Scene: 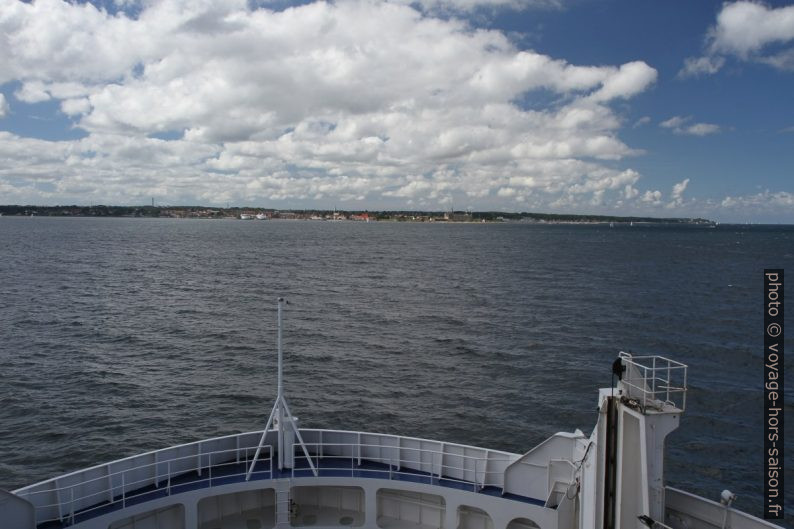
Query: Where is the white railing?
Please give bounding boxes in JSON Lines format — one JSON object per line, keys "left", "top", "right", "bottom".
{"left": 289, "top": 441, "right": 517, "bottom": 492}
{"left": 618, "top": 353, "right": 688, "bottom": 411}
{"left": 665, "top": 487, "right": 783, "bottom": 529}
{"left": 12, "top": 429, "right": 523, "bottom": 527}
{"left": 294, "top": 429, "right": 521, "bottom": 493}
{"left": 14, "top": 431, "right": 274, "bottom": 527}
{"left": 28, "top": 446, "right": 272, "bottom": 527}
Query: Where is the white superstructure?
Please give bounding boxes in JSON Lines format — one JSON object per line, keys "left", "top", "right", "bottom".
{"left": 0, "top": 301, "right": 784, "bottom": 529}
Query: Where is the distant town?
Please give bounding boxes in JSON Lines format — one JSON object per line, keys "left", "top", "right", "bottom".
{"left": 0, "top": 204, "right": 715, "bottom": 225}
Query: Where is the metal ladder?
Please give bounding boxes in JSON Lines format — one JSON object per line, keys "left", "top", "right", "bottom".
{"left": 275, "top": 480, "right": 291, "bottom": 528}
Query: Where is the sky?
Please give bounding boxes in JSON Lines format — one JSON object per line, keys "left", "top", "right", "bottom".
{"left": 0, "top": 0, "right": 793, "bottom": 222}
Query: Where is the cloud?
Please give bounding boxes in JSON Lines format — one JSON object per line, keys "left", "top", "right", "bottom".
{"left": 659, "top": 116, "right": 687, "bottom": 129}
{"left": 679, "top": 55, "right": 726, "bottom": 77}
{"left": 671, "top": 179, "right": 689, "bottom": 199}
{"left": 0, "top": 0, "right": 662, "bottom": 211}
{"left": 633, "top": 116, "right": 651, "bottom": 128}
{"left": 14, "top": 81, "right": 51, "bottom": 103}
{"left": 721, "top": 190, "right": 794, "bottom": 208}
{"left": 61, "top": 98, "right": 92, "bottom": 116}
{"left": 686, "top": 123, "right": 721, "bottom": 136}
{"left": 758, "top": 47, "right": 794, "bottom": 71}
{"left": 641, "top": 189, "right": 662, "bottom": 205}
{"left": 386, "top": 0, "right": 562, "bottom": 13}
{"left": 709, "top": 2, "right": 794, "bottom": 57}
{"left": 587, "top": 61, "right": 657, "bottom": 102}
{"left": 716, "top": 190, "right": 794, "bottom": 221}
{"left": 660, "top": 115, "right": 721, "bottom": 136}
{"left": 681, "top": 1, "right": 794, "bottom": 76}
{"left": 667, "top": 178, "right": 689, "bottom": 208}
{"left": 0, "top": 94, "right": 8, "bottom": 118}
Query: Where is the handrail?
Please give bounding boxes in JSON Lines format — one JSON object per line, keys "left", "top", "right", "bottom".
{"left": 297, "top": 429, "right": 518, "bottom": 458}
{"left": 14, "top": 428, "right": 520, "bottom": 496}
{"left": 14, "top": 429, "right": 269, "bottom": 494}
{"left": 13, "top": 429, "right": 526, "bottom": 527}
{"left": 18, "top": 444, "right": 274, "bottom": 527}
{"left": 293, "top": 441, "right": 517, "bottom": 461}
{"left": 618, "top": 353, "right": 688, "bottom": 411}
{"left": 665, "top": 487, "right": 782, "bottom": 529}
{"left": 19, "top": 445, "right": 272, "bottom": 497}
{"left": 289, "top": 441, "right": 519, "bottom": 491}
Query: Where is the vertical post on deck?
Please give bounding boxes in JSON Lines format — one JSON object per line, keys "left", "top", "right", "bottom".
{"left": 277, "top": 298, "right": 285, "bottom": 471}
{"left": 246, "top": 298, "right": 317, "bottom": 481}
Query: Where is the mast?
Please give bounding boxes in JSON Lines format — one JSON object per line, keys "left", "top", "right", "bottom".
{"left": 277, "top": 297, "right": 285, "bottom": 470}
{"left": 246, "top": 298, "right": 317, "bottom": 480}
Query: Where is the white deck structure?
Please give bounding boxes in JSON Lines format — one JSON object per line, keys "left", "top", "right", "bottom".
{"left": 1, "top": 301, "right": 784, "bottom": 529}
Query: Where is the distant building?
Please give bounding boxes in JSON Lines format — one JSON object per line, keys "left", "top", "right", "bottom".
{"left": 449, "top": 212, "right": 472, "bottom": 222}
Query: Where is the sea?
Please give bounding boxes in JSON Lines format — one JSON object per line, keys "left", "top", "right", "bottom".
{"left": 0, "top": 217, "right": 792, "bottom": 525}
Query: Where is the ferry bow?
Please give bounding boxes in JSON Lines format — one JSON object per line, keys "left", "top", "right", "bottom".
{"left": 1, "top": 300, "right": 782, "bottom": 529}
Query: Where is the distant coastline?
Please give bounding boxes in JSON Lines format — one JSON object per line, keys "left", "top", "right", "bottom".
{"left": 0, "top": 204, "right": 715, "bottom": 225}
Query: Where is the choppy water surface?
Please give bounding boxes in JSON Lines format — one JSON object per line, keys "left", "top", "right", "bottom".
{"left": 0, "top": 217, "right": 792, "bottom": 523}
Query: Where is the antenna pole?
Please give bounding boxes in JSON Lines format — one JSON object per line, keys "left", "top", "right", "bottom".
{"left": 276, "top": 297, "right": 285, "bottom": 470}
{"left": 246, "top": 297, "right": 317, "bottom": 480}
{"left": 277, "top": 298, "right": 283, "bottom": 401}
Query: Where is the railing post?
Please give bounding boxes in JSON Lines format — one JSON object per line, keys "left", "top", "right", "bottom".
{"left": 683, "top": 367, "right": 688, "bottom": 411}
{"left": 70, "top": 486, "right": 75, "bottom": 526}
{"left": 652, "top": 356, "right": 657, "bottom": 397}
{"left": 121, "top": 471, "right": 126, "bottom": 508}
{"left": 643, "top": 364, "right": 649, "bottom": 408}
{"left": 209, "top": 452, "right": 212, "bottom": 487}
{"left": 167, "top": 461, "right": 171, "bottom": 496}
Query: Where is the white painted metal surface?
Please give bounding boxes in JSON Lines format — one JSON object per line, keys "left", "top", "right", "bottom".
{"left": 664, "top": 487, "right": 783, "bottom": 529}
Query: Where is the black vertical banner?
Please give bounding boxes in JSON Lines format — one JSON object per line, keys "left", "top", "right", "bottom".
{"left": 764, "top": 269, "right": 784, "bottom": 520}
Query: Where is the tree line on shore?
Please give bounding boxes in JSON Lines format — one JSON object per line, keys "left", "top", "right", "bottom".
{"left": 0, "top": 204, "right": 713, "bottom": 224}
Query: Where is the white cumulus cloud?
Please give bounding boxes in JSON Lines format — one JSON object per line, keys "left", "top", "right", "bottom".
{"left": 0, "top": 94, "right": 8, "bottom": 118}
{"left": 714, "top": 190, "right": 794, "bottom": 222}
{"left": 623, "top": 184, "right": 639, "bottom": 199}
{"left": 667, "top": 178, "right": 690, "bottom": 208}
{"left": 386, "top": 0, "right": 561, "bottom": 13}
{"left": 681, "top": 1, "right": 794, "bottom": 76}
{"left": 721, "top": 190, "right": 794, "bottom": 208}
{"left": 0, "top": 0, "right": 663, "bottom": 211}
{"left": 641, "top": 190, "right": 662, "bottom": 205}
